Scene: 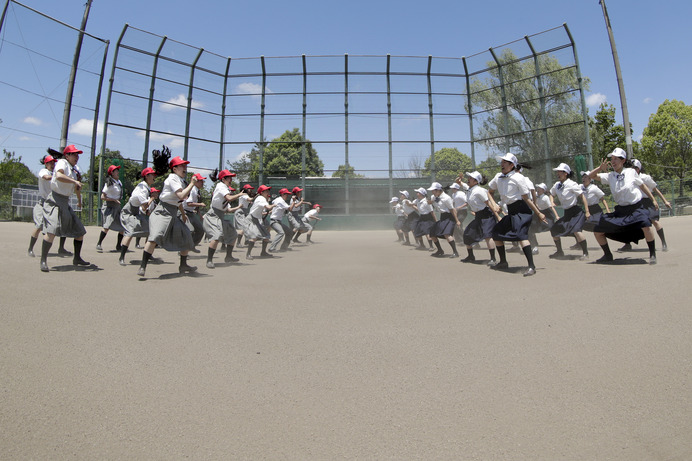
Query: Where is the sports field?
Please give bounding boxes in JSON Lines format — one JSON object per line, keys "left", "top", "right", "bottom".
{"left": 1, "top": 218, "right": 691, "bottom": 459}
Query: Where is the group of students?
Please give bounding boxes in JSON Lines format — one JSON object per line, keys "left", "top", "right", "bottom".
{"left": 391, "top": 149, "right": 670, "bottom": 276}
{"left": 29, "top": 146, "right": 323, "bottom": 276}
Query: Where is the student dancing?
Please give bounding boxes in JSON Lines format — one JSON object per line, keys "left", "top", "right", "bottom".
{"left": 118, "top": 167, "right": 157, "bottom": 266}
{"left": 203, "top": 169, "right": 244, "bottom": 268}
{"left": 548, "top": 163, "right": 590, "bottom": 260}
{"left": 458, "top": 172, "right": 498, "bottom": 264}
{"left": 96, "top": 164, "right": 125, "bottom": 252}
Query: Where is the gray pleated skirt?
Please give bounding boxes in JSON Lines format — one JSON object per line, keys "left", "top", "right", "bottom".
{"left": 42, "top": 192, "right": 86, "bottom": 238}
{"left": 233, "top": 208, "right": 250, "bottom": 232}
{"left": 203, "top": 208, "right": 237, "bottom": 244}
{"left": 147, "top": 201, "right": 194, "bottom": 252}
{"left": 33, "top": 198, "right": 45, "bottom": 229}
{"left": 120, "top": 202, "right": 150, "bottom": 238}
{"left": 101, "top": 201, "right": 125, "bottom": 232}
{"left": 246, "top": 216, "right": 271, "bottom": 240}
{"left": 288, "top": 212, "right": 309, "bottom": 232}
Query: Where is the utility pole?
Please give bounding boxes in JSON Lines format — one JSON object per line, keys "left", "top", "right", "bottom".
{"left": 599, "top": 0, "right": 633, "bottom": 158}
{"left": 60, "top": 0, "right": 93, "bottom": 150}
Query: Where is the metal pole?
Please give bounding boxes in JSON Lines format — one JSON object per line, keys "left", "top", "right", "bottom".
{"left": 259, "top": 56, "right": 266, "bottom": 185}
{"left": 60, "top": 0, "right": 92, "bottom": 150}
{"left": 301, "top": 55, "right": 307, "bottom": 195}
{"left": 87, "top": 38, "right": 109, "bottom": 224}
{"left": 600, "top": 0, "right": 633, "bottom": 158}
{"left": 564, "top": 24, "right": 594, "bottom": 170}
{"left": 344, "top": 53, "right": 349, "bottom": 215}
{"left": 462, "top": 57, "right": 476, "bottom": 169}
{"left": 488, "top": 47, "right": 511, "bottom": 154}
{"left": 183, "top": 47, "right": 204, "bottom": 161}
{"left": 143, "top": 36, "right": 168, "bottom": 166}
{"left": 427, "top": 55, "right": 435, "bottom": 182}
{"left": 0, "top": 1, "right": 10, "bottom": 36}
{"left": 386, "top": 54, "right": 393, "bottom": 200}
{"left": 219, "top": 57, "right": 231, "bottom": 172}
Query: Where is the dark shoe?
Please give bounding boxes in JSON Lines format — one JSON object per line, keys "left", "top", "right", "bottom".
{"left": 430, "top": 251, "right": 445, "bottom": 257}
{"left": 507, "top": 245, "right": 521, "bottom": 253}
{"left": 73, "top": 257, "right": 90, "bottom": 266}
{"left": 28, "top": 250, "right": 35, "bottom": 257}
{"left": 115, "top": 244, "right": 122, "bottom": 251}
{"left": 617, "top": 243, "right": 632, "bottom": 253}
{"left": 596, "top": 255, "right": 614, "bottom": 264}
{"left": 402, "top": 242, "right": 412, "bottom": 246}
{"left": 57, "top": 248, "right": 72, "bottom": 257}
{"left": 523, "top": 267, "right": 536, "bottom": 277}
{"left": 449, "top": 253, "right": 460, "bottom": 258}
{"left": 260, "top": 252, "right": 274, "bottom": 258}
{"left": 548, "top": 251, "right": 564, "bottom": 259}
{"left": 179, "top": 263, "right": 197, "bottom": 274}
{"left": 490, "top": 261, "right": 509, "bottom": 270}
{"left": 137, "top": 267, "right": 146, "bottom": 277}
{"left": 569, "top": 243, "right": 580, "bottom": 251}
{"left": 225, "top": 255, "right": 240, "bottom": 263}
{"left": 206, "top": 261, "right": 215, "bottom": 269}
{"left": 460, "top": 255, "right": 476, "bottom": 263}
{"left": 40, "top": 261, "right": 49, "bottom": 272}
{"left": 191, "top": 248, "right": 201, "bottom": 253}
{"left": 415, "top": 246, "right": 427, "bottom": 251}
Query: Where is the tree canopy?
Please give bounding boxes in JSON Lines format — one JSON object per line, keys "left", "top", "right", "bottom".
{"left": 640, "top": 99, "right": 692, "bottom": 196}
{"left": 0, "top": 150, "right": 37, "bottom": 185}
{"left": 228, "top": 128, "right": 324, "bottom": 183}
{"left": 332, "top": 164, "right": 365, "bottom": 179}
{"left": 423, "top": 147, "right": 473, "bottom": 183}
{"left": 89, "top": 148, "right": 143, "bottom": 199}
{"left": 469, "top": 49, "right": 589, "bottom": 181}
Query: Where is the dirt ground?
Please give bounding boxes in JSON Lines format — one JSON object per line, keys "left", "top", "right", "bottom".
{"left": 1, "top": 217, "right": 691, "bottom": 460}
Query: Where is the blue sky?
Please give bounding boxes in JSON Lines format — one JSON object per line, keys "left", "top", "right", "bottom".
{"left": 1, "top": 0, "right": 690, "bottom": 175}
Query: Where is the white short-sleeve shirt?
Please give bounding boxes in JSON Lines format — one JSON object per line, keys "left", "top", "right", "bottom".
{"left": 38, "top": 168, "right": 52, "bottom": 199}
{"left": 304, "top": 209, "right": 319, "bottom": 221}
{"left": 239, "top": 194, "right": 252, "bottom": 210}
{"left": 50, "top": 159, "right": 78, "bottom": 197}
{"left": 270, "top": 196, "right": 290, "bottom": 220}
{"left": 550, "top": 178, "right": 582, "bottom": 208}
{"left": 581, "top": 183, "right": 605, "bottom": 206}
{"left": 211, "top": 183, "right": 231, "bottom": 210}
{"left": 129, "top": 181, "right": 150, "bottom": 207}
{"left": 183, "top": 186, "right": 200, "bottom": 211}
{"left": 102, "top": 178, "right": 123, "bottom": 200}
{"left": 416, "top": 197, "right": 434, "bottom": 215}
{"left": 434, "top": 192, "right": 454, "bottom": 213}
{"left": 160, "top": 174, "right": 187, "bottom": 205}
{"left": 249, "top": 195, "right": 269, "bottom": 219}
{"left": 452, "top": 190, "right": 467, "bottom": 209}
{"left": 488, "top": 170, "right": 529, "bottom": 205}
{"left": 535, "top": 193, "right": 552, "bottom": 211}
{"left": 466, "top": 185, "right": 489, "bottom": 213}
{"left": 597, "top": 168, "right": 643, "bottom": 206}
{"left": 639, "top": 173, "right": 657, "bottom": 190}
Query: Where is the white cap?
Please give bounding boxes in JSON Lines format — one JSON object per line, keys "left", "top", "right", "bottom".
{"left": 399, "top": 190, "right": 409, "bottom": 199}
{"left": 389, "top": 197, "right": 399, "bottom": 203}
{"left": 465, "top": 171, "right": 482, "bottom": 183}
{"left": 580, "top": 171, "right": 589, "bottom": 177}
{"left": 427, "top": 182, "right": 443, "bottom": 191}
{"left": 497, "top": 152, "right": 518, "bottom": 166}
{"left": 552, "top": 162, "right": 571, "bottom": 174}
{"left": 607, "top": 147, "right": 627, "bottom": 159}
{"left": 449, "top": 183, "right": 461, "bottom": 190}
{"left": 631, "top": 159, "right": 642, "bottom": 170}
{"left": 535, "top": 183, "right": 547, "bottom": 191}
{"left": 415, "top": 187, "right": 427, "bottom": 196}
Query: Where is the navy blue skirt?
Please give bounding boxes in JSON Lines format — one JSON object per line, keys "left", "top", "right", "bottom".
{"left": 530, "top": 208, "right": 555, "bottom": 234}
{"left": 492, "top": 200, "right": 532, "bottom": 241}
{"left": 550, "top": 205, "right": 586, "bottom": 237}
{"left": 413, "top": 213, "right": 436, "bottom": 238}
{"left": 463, "top": 208, "right": 496, "bottom": 245}
{"left": 640, "top": 197, "right": 660, "bottom": 221}
{"left": 403, "top": 212, "right": 419, "bottom": 233}
{"left": 593, "top": 201, "right": 651, "bottom": 244}
{"left": 582, "top": 203, "right": 604, "bottom": 232}
{"left": 432, "top": 212, "right": 456, "bottom": 237}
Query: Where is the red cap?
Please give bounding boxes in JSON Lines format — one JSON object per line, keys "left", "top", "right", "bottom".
{"left": 63, "top": 144, "right": 83, "bottom": 155}
{"left": 107, "top": 165, "right": 121, "bottom": 176}
{"left": 279, "top": 188, "right": 291, "bottom": 195}
{"left": 242, "top": 184, "right": 254, "bottom": 190}
{"left": 217, "top": 170, "right": 236, "bottom": 180}
{"left": 292, "top": 187, "right": 303, "bottom": 194}
{"left": 43, "top": 155, "right": 56, "bottom": 164}
{"left": 257, "top": 185, "right": 271, "bottom": 193}
{"left": 192, "top": 173, "right": 207, "bottom": 181}
{"left": 230, "top": 187, "right": 236, "bottom": 191}
{"left": 169, "top": 156, "right": 190, "bottom": 168}
{"left": 141, "top": 167, "right": 156, "bottom": 177}
{"left": 150, "top": 187, "right": 160, "bottom": 193}
{"left": 313, "top": 203, "right": 321, "bottom": 209}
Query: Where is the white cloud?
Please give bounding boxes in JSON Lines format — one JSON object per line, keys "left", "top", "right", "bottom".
{"left": 159, "top": 94, "right": 204, "bottom": 112}
{"left": 23, "top": 116, "right": 42, "bottom": 126}
{"left": 69, "top": 118, "right": 111, "bottom": 136}
{"left": 136, "top": 130, "right": 185, "bottom": 150}
{"left": 586, "top": 93, "right": 607, "bottom": 107}
{"left": 643, "top": 97, "right": 653, "bottom": 104}
{"left": 235, "top": 82, "right": 272, "bottom": 97}
{"left": 19, "top": 136, "right": 31, "bottom": 141}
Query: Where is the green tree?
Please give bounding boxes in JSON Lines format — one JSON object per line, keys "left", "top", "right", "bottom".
{"left": 422, "top": 147, "right": 472, "bottom": 183}
{"left": 469, "top": 49, "right": 589, "bottom": 182}
{"left": 475, "top": 157, "right": 500, "bottom": 183}
{"left": 590, "top": 103, "right": 627, "bottom": 160}
{"left": 228, "top": 128, "right": 324, "bottom": 183}
{"left": 332, "top": 164, "right": 365, "bottom": 178}
{"left": 640, "top": 99, "right": 692, "bottom": 196}
{"left": 0, "top": 150, "right": 37, "bottom": 185}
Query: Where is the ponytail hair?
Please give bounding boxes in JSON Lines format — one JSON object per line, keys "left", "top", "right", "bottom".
{"left": 479, "top": 175, "right": 488, "bottom": 186}
{"left": 209, "top": 168, "right": 219, "bottom": 182}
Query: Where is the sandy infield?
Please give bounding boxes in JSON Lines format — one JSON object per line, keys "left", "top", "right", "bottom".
{"left": 1, "top": 217, "right": 691, "bottom": 459}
